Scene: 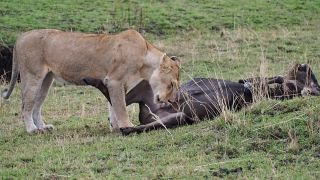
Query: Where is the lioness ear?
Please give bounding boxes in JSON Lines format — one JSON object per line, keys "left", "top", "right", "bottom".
{"left": 170, "top": 56, "right": 181, "bottom": 67}
{"left": 170, "top": 56, "right": 179, "bottom": 61}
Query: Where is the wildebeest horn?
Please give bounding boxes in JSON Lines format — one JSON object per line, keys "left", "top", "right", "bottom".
{"left": 311, "top": 72, "right": 320, "bottom": 87}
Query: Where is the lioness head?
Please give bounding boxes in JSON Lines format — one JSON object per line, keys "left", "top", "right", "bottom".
{"left": 150, "top": 55, "right": 181, "bottom": 103}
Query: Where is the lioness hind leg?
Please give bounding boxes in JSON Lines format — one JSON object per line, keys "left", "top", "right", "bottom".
{"left": 32, "top": 73, "right": 54, "bottom": 131}
{"left": 106, "top": 80, "right": 134, "bottom": 130}
{"left": 21, "top": 78, "right": 44, "bottom": 134}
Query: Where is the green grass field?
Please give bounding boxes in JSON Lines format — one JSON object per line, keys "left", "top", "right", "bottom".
{"left": 1, "top": 0, "right": 320, "bottom": 179}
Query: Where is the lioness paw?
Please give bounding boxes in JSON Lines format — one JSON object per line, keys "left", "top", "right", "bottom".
{"left": 26, "top": 126, "right": 40, "bottom": 134}
{"left": 27, "top": 123, "right": 39, "bottom": 134}
{"left": 43, "top": 124, "right": 55, "bottom": 131}
{"left": 38, "top": 124, "right": 55, "bottom": 133}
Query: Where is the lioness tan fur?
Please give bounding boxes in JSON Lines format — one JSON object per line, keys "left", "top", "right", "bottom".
{"left": 2, "top": 29, "right": 181, "bottom": 134}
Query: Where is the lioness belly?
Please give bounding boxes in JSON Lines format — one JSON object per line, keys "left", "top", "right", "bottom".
{"left": 53, "top": 74, "right": 74, "bottom": 85}
{"left": 51, "top": 68, "right": 106, "bottom": 85}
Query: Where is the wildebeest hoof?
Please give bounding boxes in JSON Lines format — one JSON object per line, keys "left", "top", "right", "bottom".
{"left": 120, "top": 127, "right": 137, "bottom": 136}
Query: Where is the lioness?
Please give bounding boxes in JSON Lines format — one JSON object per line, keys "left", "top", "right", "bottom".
{"left": 2, "top": 29, "right": 181, "bottom": 134}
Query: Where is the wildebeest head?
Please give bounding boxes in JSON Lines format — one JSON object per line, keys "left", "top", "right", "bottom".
{"left": 238, "top": 63, "right": 320, "bottom": 98}
{"left": 287, "top": 63, "right": 320, "bottom": 96}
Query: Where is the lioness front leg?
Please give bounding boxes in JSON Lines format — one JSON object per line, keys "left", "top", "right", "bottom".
{"left": 108, "top": 102, "right": 120, "bottom": 132}
{"left": 32, "top": 73, "right": 55, "bottom": 132}
{"left": 106, "top": 80, "right": 134, "bottom": 132}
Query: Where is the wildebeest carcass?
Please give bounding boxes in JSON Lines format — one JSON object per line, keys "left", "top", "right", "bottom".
{"left": 0, "top": 45, "right": 14, "bottom": 83}
{"left": 84, "top": 63, "right": 320, "bottom": 135}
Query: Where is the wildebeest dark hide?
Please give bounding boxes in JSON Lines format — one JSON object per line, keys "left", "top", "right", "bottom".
{"left": 0, "top": 45, "right": 14, "bottom": 83}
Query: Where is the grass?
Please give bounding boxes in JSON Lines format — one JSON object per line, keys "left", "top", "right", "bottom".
{"left": 1, "top": 0, "right": 320, "bottom": 179}
{"left": 1, "top": 0, "right": 320, "bottom": 44}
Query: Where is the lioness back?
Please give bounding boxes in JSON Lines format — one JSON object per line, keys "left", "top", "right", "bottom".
{"left": 15, "top": 29, "right": 148, "bottom": 85}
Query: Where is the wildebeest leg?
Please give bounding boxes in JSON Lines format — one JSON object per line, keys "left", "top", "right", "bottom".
{"left": 311, "top": 72, "right": 320, "bottom": 87}
{"left": 239, "top": 76, "right": 284, "bottom": 85}
{"left": 82, "top": 77, "right": 111, "bottom": 103}
{"left": 106, "top": 79, "right": 134, "bottom": 131}
{"left": 82, "top": 77, "right": 119, "bottom": 131}
{"left": 266, "top": 76, "right": 284, "bottom": 84}
{"left": 138, "top": 103, "right": 157, "bottom": 125}
{"left": 122, "top": 112, "right": 192, "bottom": 135}
{"left": 32, "top": 73, "right": 54, "bottom": 131}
